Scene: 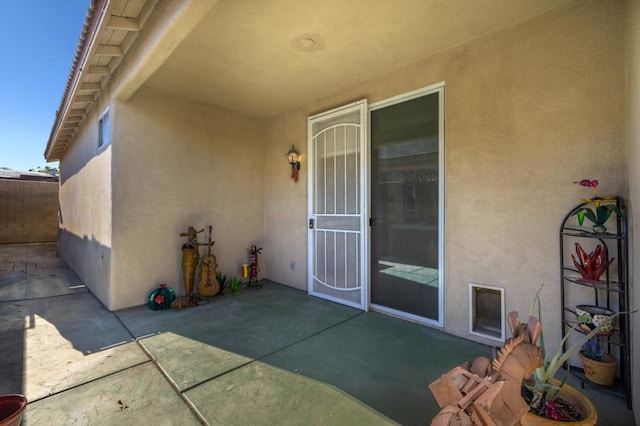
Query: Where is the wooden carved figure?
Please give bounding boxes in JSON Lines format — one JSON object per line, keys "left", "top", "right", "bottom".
{"left": 179, "top": 226, "right": 203, "bottom": 298}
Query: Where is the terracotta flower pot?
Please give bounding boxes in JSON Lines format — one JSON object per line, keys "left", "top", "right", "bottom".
{"left": 521, "top": 382, "right": 597, "bottom": 426}
{"left": 0, "top": 394, "right": 27, "bottom": 426}
{"left": 579, "top": 352, "right": 617, "bottom": 386}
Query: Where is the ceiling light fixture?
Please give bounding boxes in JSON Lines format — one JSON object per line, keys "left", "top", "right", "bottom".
{"left": 298, "top": 38, "right": 316, "bottom": 48}
{"left": 291, "top": 34, "right": 324, "bottom": 52}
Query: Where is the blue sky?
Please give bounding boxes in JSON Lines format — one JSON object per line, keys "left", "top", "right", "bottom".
{"left": 0, "top": 1, "right": 89, "bottom": 172}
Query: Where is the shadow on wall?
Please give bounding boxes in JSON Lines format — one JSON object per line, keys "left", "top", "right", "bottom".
{"left": 58, "top": 143, "right": 110, "bottom": 186}
{"left": 57, "top": 229, "right": 111, "bottom": 308}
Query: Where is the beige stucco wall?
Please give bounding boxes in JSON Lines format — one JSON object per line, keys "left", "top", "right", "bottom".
{"left": 0, "top": 179, "right": 59, "bottom": 243}
{"left": 58, "top": 96, "right": 113, "bottom": 306}
{"left": 265, "top": 0, "right": 627, "bottom": 350}
{"left": 625, "top": 0, "right": 640, "bottom": 420}
{"left": 110, "top": 87, "right": 264, "bottom": 311}
{"left": 264, "top": 112, "right": 309, "bottom": 290}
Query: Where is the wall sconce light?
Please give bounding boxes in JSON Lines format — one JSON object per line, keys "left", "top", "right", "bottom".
{"left": 287, "top": 144, "right": 301, "bottom": 182}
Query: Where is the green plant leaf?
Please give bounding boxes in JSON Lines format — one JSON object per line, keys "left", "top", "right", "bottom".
{"left": 529, "top": 284, "right": 546, "bottom": 361}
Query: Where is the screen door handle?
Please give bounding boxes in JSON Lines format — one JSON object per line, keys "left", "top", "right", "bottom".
{"left": 369, "top": 217, "right": 376, "bottom": 227}
{"left": 309, "top": 218, "right": 315, "bottom": 229}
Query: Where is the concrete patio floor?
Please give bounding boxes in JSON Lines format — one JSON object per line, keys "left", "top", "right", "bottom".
{"left": 0, "top": 243, "right": 634, "bottom": 425}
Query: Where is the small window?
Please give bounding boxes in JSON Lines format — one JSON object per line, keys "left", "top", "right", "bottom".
{"left": 98, "top": 109, "right": 110, "bottom": 149}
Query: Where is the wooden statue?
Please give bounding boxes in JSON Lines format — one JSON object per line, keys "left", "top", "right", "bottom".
{"left": 198, "top": 225, "right": 220, "bottom": 296}
{"left": 429, "top": 313, "right": 543, "bottom": 426}
{"left": 179, "top": 226, "right": 203, "bottom": 298}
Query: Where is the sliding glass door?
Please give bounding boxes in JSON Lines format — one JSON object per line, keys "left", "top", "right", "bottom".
{"left": 369, "top": 86, "right": 443, "bottom": 324}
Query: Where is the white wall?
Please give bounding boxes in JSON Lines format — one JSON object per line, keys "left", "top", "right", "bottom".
{"left": 110, "top": 87, "right": 265, "bottom": 310}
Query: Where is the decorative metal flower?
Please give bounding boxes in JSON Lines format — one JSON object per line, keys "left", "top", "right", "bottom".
{"left": 572, "top": 179, "right": 620, "bottom": 230}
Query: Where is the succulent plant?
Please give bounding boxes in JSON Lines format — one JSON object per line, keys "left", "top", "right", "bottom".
{"left": 228, "top": 276, "right": 243, "bottom": 295}
{"left": 216, "top": 272, "right": 228, "bottom": 295}
{"left": 580, "top": 338, "right": 606, "bottom": 361}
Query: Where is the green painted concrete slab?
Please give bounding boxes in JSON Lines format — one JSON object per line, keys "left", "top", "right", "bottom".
{"left": 3, "top": 244, "right": 636, "bottom": 425}
{"left": 28, "top": 343, "right": 149, "bottom": 402}
{"left": 186, "top": 360, "right": 394, "bottom": 425}
{"left": 117, "top": 281, "right": 363, "bottom": 360}
{"left": 24, "top": 362, "right": 201, "bottom": 426}
{"left": 264, "top": 311, "right": 492, "bottom": 425}
{"left": 139, "top": 332, "right": 253, "bottom": 391}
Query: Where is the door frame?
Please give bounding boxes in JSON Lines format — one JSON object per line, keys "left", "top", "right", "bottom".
{"left": 367, "top": 82, "right": 445, "bottom": 327}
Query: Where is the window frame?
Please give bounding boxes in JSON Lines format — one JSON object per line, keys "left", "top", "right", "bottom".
{"left": 98, "top": 108, "right": 111, "bottom": 151}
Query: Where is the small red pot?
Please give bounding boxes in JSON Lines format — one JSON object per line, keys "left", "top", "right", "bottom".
{"left": 0, "top": 394, "right": 27, "bottom": 426}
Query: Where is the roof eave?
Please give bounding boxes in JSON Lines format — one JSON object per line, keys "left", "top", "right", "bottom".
{"left": 44, "top": 0, "right": 108, "bottom": 162}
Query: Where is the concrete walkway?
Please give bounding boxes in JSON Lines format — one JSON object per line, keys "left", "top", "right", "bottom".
{"left": 0, "top": 243, "right": 634, "bottom": 425}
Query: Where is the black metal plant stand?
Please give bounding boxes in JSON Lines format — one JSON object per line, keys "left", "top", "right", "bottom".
{"left": 559, "top": 196, "right": 631, "bottom": 408}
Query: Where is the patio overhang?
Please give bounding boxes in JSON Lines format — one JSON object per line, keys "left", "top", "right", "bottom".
{"left": 45, "top": 0, "right": 574, "bottom": 161}
{"left": 44, "top": 0, "right": 218, "bottom": 161}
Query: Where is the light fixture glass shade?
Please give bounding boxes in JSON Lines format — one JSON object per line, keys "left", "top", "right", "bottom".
{"left": 287, "top": 144, "right": 299, "bottom": 165}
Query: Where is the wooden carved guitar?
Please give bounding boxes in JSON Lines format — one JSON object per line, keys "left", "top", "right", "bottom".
{"left": 198, "top": 225, "right": 220, "bottom": 296}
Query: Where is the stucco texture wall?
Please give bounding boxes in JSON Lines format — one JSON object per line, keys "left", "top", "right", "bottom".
{"left": 625, "top": 0, "right": 640, "bottom": 420}
{"left": 57, "top": 96, "right": 113, "bottom": 306}
{"left": 264, "top": 0, "right": 626, "bottom": 348}
{"left": 111, "top": 88, "right": 264, "bottom": 310}
{"left": 0, "top": 179, "right": 59, "bottom": 243}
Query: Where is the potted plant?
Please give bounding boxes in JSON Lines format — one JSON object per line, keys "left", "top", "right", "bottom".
{"left": 228, "top": 276, "right": 243, "bottom": 295}
{"left": 579, "top": 338, "right": 617, "bottom": 386}
{"left": 429, "top": 286, "right": 632, "bottom": 425}
{"left": 0, "top": 394, "right": 27, "bottom": 426}
{"left": 429, "top": 286, "right": 610, "bottom": 425}
{"left": 519, "top": 288, "right": 611, "bottom": 425}
{"left": 572, "top": 179, "right": 621, "bottom": 233}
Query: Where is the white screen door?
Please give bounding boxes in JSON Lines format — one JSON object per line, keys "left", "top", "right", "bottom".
{"left": 308, "top": 100, "right": 368, "bottom": 310}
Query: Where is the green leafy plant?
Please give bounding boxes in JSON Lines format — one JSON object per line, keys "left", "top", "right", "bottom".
{"left": 228, "top": 276, "right": 243, "bottom": 295}
{"left": 216, "top": 272, "right": 228, "bottom": 295}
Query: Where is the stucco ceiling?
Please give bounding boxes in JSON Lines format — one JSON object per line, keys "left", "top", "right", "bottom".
{"left": 144, "top": 0, "right": 572, "bottom": 118}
